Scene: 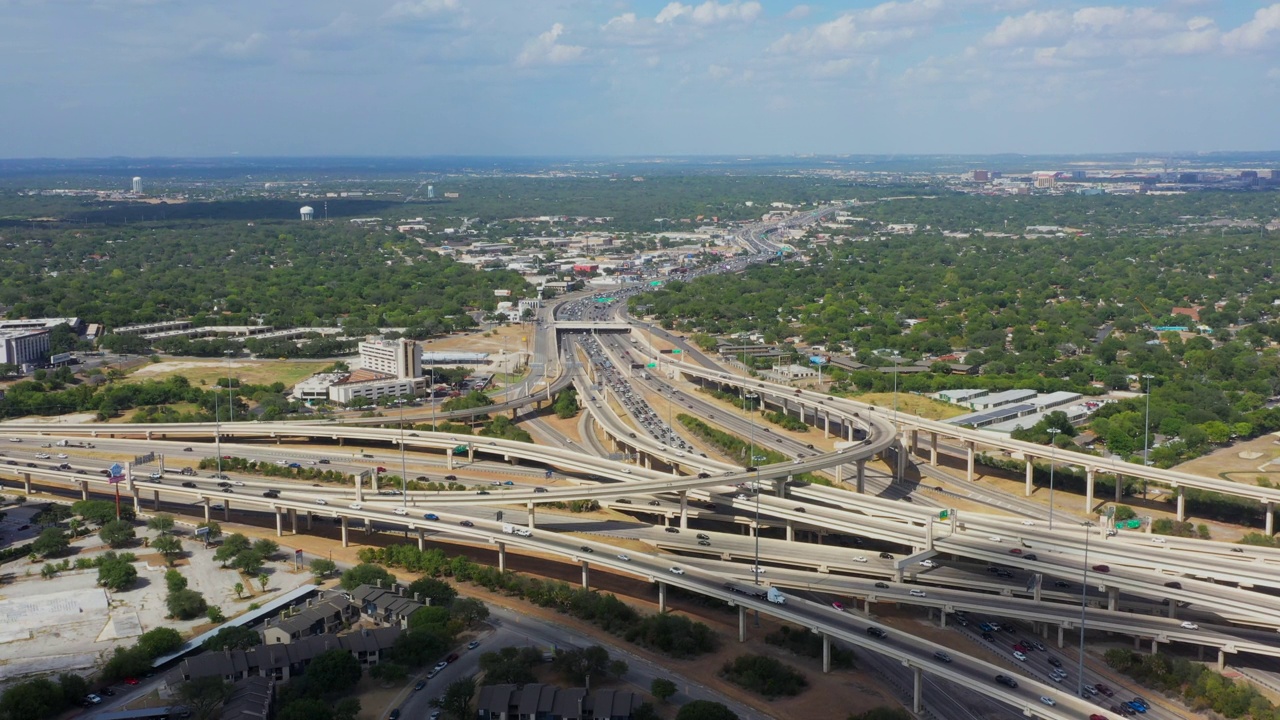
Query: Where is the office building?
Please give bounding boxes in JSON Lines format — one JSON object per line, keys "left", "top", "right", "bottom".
{"left": 359, "top": 337, "right": 421, "bottom": 379}
{"left": 0, "top": 329, "right": 50, "bottom": 367}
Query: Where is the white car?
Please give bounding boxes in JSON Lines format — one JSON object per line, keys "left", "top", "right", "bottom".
{"left": 988, "top": 535, "right": 1002, "bottom": 543}
{"left": 1039, "top": 696, "right": 1056, "bottom": 707}
{"left": 1013, "top": 651, "right": 1028, "bottom": 661}
{"left": 7, "top": 437, "right": 21, "bottom": 442}
{"left": 315, "top": 499, "right": 328, "bottom": 505}
{"left": 1020, "top": 520, "right": 1035, "bottom": 526}
{"left": 1152, "top": 537, "right": 1167, "bottom": 544}
{"left": 669, "top": 566, "right": 684, "bottom": 575}
{"left": 233, "top": 480, "right": 245, "bottom": 486}
{"left": 749, "top": 566, "right": 766, "bottom": 574}
{"left": 56, "top": 453, "right": 68, "bottom": 459}
{"left": 909, "top": 589, "right": 927, "bottom": 597}
{"left": 617, "top": 554, "right": 631, "bottom": 562}
{"left": 34, "top": 453, "right": 50, "bottom": 459}
{"left": 1180, "top": 621, "right": 1199, "bottom": 630}
{"left": 392, "top": 507, "right": 407, "bottom": 516}
{"left": 621, "top": 469, "right": 631, "bottom": 474}
{"left": 918, "top": 559, "right": 937, "bottom": 568}
{"left": 349, "top": 503, "right": 362, "bottom": 510}
{"left": 853, "top": 556, "right": 868, "bottom": 563}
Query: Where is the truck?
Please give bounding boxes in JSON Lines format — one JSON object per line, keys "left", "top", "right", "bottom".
{"left": 766, "top": 587, "right": 787, "bottom": 605}
{"left": 501, "top": 524, "right": 515, "bottom": 535}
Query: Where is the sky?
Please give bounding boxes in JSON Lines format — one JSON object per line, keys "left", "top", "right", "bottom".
{"left": 2, "top": 0, "right": 1279, "bottom": 158}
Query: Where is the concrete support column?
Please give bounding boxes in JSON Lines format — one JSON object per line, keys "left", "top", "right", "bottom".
{"left": 658, "top": 581, "right": 667, "bottom": 613}
{"left": 856, "top": 459, "right": 866, "bottom": 494}
{"left": 823, "top": 413, "right": 830, "bottom": 439}
{"left": 498, "top": 542, "right": 506, "bottom": 572}
{"left": 153, "top": 490, "right": 160, "bottom": 511}
{"left": 1268, "top": 502, "right": 1276, "bottom": 535}
{"left": 1168, "top": 598, "right": 1177, "bottom": 619}
{"left": 786, "top": 520, "right": 794, "bottom": 542}
{"left": 340, "top": 516, "right": 349, "bottom": 548}
{"left": 1086, "top": 468, "right": 1096, "bottom": 512}
{"left": 1108, "top": 586, "right": 1118, "bottom": 612}
{"left": 1033, "top": 579, "right": 1042, "bottom": 603}
{"left": 822, "top": 633, "right": 831, "bottom": 673}
{"left": 222, "top": 501, "right": 230, "bottom": 521}
{"left": 1176, "top": 487, "right": 1186, "bottom": 522}
{"left": 1151, "top": 639, "right": 1159, "bottom": 655}
{"left": 1133, "top": 635, "right": 1141, "bottom": 650}
{"left": 307, "top": 512, "right": 313, "bottom": 530}
{"left": 836, "top": 463, "right": 843, "bottom": 485}
{"left": 912, "top": 666, "right": 923, "bottom": 713}
{"left": 893, "top": 567, "right": 903, "bottom": 583}
{"left": 290, "top": 508, "right": 297, "bottom": 534}
{"left": 80, "top": 481, "right": 89, "bottom": 501}
{"left": 644, "top": 455, "right": 651, "bottom": 470}
{"left": 1116, "top": 475, "right": 1124, "bottom": 502}
{"left": 581, "top": 561, "right": 589, "bottom": 590}
{"left": 738, "top": 605, "right": 746, "bottom": 642}
{"left": 847, "top": 423, "right": 854, "bottom": 442}
{"left": 939, "top": 610, "right": 947, "bottom": 628}
{"left": 355, "top": 474, "right": 364, "bottom": 503}
{"left": 965, "top": 442, "right": 975, "bottom": 481}
{"left": 896, "top": 432, "right": 908, "bottom": 480}
{"left": 775, "top": 477, "right": 786, "bottom": 498}
{"left": 371, "top": 473, "right": 379, "bottom": 494}
{"left": 910, "top": 429, "right": 919, "bottom": 456}
{"left": 275, "top": 510, "right": 283, "bottom": 537}
{"left": 446, "top": 448, "right": 454, "bottom": 470}
{"left": 1025, "top": 460, "right": 1034, "bottom": 497}
{"left": 924, "top": 517, "right": 934, "bottom": 552}
{"left": 930, "top": 432, "right": 938, "bottom": 467}
{"left": 679, "top": 491, "right": 688, "bottom": 529}
{"left": 1218, "top": 649, "right": 1227, "bottom": 670}
{"left": 22, "top": 473, "right": 31, "bottom": 494}
{"left": 1057, "top": 625, "right": 1065, "bottom": 648}
{"left": 527, "top": 501, "right": 536, "bottom": 529}
{"left": 417, "top": 527, "right": 425, "bottom": 551}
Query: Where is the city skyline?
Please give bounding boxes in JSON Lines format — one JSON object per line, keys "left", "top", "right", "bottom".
{"left": 4, "top": 0, "right": 1280, "bottom": 158}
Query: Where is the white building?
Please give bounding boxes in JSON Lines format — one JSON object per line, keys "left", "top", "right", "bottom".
{"left": 290, "top": 372, "right": 348, "bottom": 402}
{"left": 763, "top": 363, "right": 818, "bottom": 383}
{"left": 0, "top": 329, "right": 51, "bottom": 368}
{"left": 359, "top": 337, "right": 421, "bottom": 379}
{"left": 327, "top": 372, "right": 418, "bottom": 405}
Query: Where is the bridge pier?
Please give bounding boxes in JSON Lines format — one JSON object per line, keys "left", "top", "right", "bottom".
{"left": 785, "top": 520, "right": 794, "bottom": 542}
{"left": 306, "top": 512, "right": 313, "bottom": 530}
{"left": 527, "top": 501, "right": 536, "bottom": 529}
{"left": 1058, "top": 625, "right": 1065, "bottom": 648}
{"left": 1150, "top": 638, "right": 1160, "bottom": 655}
{"left": 1108, "top": 586, "right": 1118, "bottom": 611}
{"left": 775, "top": 477, "right": 787, "bottom": 498}
{"left": 1086, "top": 467, "right": 1096, "bottom": 512}
{"left": 355, "top": 474, "right": 364, "bottom": 503}
{"left": 924, "top": 517, "right": 934, "bottom": 551}
{"left": 498, "top": 542, "right": 506, "bottom": 572}
{"left": 80, "top": 480, "right": 89, "bottom": 501}
{"left": 679, "top": 491, "right": 688, "bottom": 529}
{"left": 581, "top": 560, "right": 589, "bottom": 590}
{"left": 823, "top": 413, "right": 830, "bottom": 439}
{"left": 222, "top": 500, "right": 230, "bottom": 521}
{"left": 416, "top": 527, "right": 425, "bottom": 551}
{"left": 938, "top": 609, "right": 947, "bottom": 628}
{"left": 965, "top": 441, "right": 975, "bottom": 481}
{"left": 657, "top": 581, "right": 667, "bottom": 613}
{"left": 340, "top": 516, "right": 349, "bottom": 547}
{"left": 22, "top": 472, "right": 30, "bottom": 494}
{"left": 371, "top": 473, "right": 378, "bottom": 494}
{"left": 910, "top": 428, "right": 919, "bottom": 456}
{"left": 1268, "top": 502, "right": 1275, "bottom": 535}
{"left": 1116, "top": 475, "right": 1124, "bottom": 502}
{"left": 912, "top": 666, "right": 922, "bottom": 713}
{"left": 1033, "top": 578, "right": 1042, "bottom": 603}
{"left": 822, "top": 633, "right": 831, "bottom": 673}
{"left": 1176, "top": 487, "right": 1186, "bottom": 522}
{"left": 290, "top": 508, "right": 297, "bottom": 534}
{"left": 132, "top": 486, "right": 140, "bottom": 514}
{"left": 738, "top": 605, "right": 746, "bottom": 642}
{"left": 896, "top": 432, "right": 908, "bottom": 480}
{"left": 1025, "top": 459, "right": 1034, "bottom": 496}
{"left": 1219, "top": 649, "right": 1227, "bottom": 670}
{"left": 446, "top": 448, "right": 454, "bottom": 470}
{"left": 275, "top": 510, "right": 283, "bottom": 537}
{"left": 856, "top": 459, "right": 866, "bottom": 494}
{"left": 1168, "top": 598, "right": 1177, "bottom": 619}
{"left": 153, "top": 490, "right": 160, "bottom": 511}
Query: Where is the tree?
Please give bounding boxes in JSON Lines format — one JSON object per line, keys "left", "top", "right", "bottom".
{"left": 340, "top": 563, "right": 396, "bottom": 591}
{"left": 0, "top": 677, "right": 66, "bottom": 720}
{"left": 97, "top": 552, "right": 139, "bottom": 591}
{"left": 32, "top": 527, "right": 69, "bottom": 558}
{"left": 448, "top": 597, "right": 490, "bottom": 627}
{"left": 252, "top": 538, "right": 279, "bottom": 559}
{"left": 206, "top": 606, "right": 226, "bottom": 623}
{"left": 552, "top": 646, "right": 611, "bottom": 685}
{"left": 165, "top": 569, "right": 188, "bottom": 593}
{"left": 369, "top": 662, "right": 408, "bottom": 684}
{"left": 407, "top": 577, "right": 458, "bottom": 606}
{"left": 676, "top": 700, "right": 740, "bottom": 720}
{"left": 100, "top": 519, "right": 136, "bottom": 548}
{"left": 153, "top": 535, "right": 183, "bottom": 564}
{"left": 233, "top": 582, "right": 245, "bottom": 599}
{"left": 441, "top": 676, "right": 476, "bottom": 720}
{"left": 230, "top": 549, "right": 265, "bottom": 575}
{"left": 310, "top": 558, "right": 337, "bottom": 579}
{"left": 213, "top": 534, "right": 252, "bottom": 564}
{"left": 57, "top": 673, "right": 90, "bottom": 706}
{"left": 72, "top": 499, "right": 120, "bottom": 525}
{"left": 179, "top": 677, "right": 233, "bottom": 720}
{"left": 196, "top": 520, "right": 222, "bottom": 544}
{"left": 651, "top": 678, "right": 677, "bottom": 702}
{"left": 478, "top": 647, "right": 541, "bottom": 685}
{"left": 203, "top": 625, "right": 262, "bottom": 651}
{"left": 632, "top": 704, "right": 661, "bottom": 720}
{"left": 257, "top": 573, "right": 269, "bottom": 592}
{"left": 167, "top": 588, "right": 209, "bottom": 620}
{"left": 137, "top": 627, "right": 183, "bottom": 658}
{"left": 299, "top": 649, "right": 362, "bottom": 696}
{"left": 147, "top": 514, "right": 176, "bottom": 535}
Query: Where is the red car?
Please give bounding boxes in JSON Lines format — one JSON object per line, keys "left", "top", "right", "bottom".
{"left": 1091, "top": 715, "right": 1106, "bottom": 720}
{"left": 376, "top": 466, "right": 388, "bottom": 473}
{"left": 1008, "top": 548, "right": 1022, "bottom": 555}
{"left": 1013, "top": 643, "right": 1027, "bottom": 652}
{"left": 1095, "top": 683, "right": 1114, "bottom": 696}
{"left": 1092, "top": 564, "right": 1111, "bottom": 573}
{"left": 123, "top": 678, "right": 139, "bottom": 686}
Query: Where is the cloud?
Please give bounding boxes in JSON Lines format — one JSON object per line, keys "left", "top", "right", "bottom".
{"left": 771, "top": 14, "right": 921, "bottom": 56}
{"left": 515, "top": 23, "right": 585, "bottom": 67}
{"left": 655, "top": 1, "right": 762, "bottom": 26}
{"left": 979, "top": 6, "right": 1220, "bottom": 62}
{"left": 383, "top": 0, "right": 459, "bottom": 21}
{"left": 1222, "top": 4, "right": 1280, "bottom": 51}
{"left": 785, "top": 5, "right": 811, "bottom": 21}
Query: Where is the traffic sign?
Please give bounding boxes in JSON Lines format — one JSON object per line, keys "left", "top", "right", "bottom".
{"left": 647, "top": 362, "right": 657, "bottom": 368}
{"left": 938, "top": 510, "right": 949, "bottom": 520}
{"left": 649, "top": 280, "right": 662, "bottom": 286}
{"left": 108, "top": 462, "right": 125, "bottom": 484}
{"left": 453, "top": 445, "right": 469, "bottom": 454}
{"left": 671, "top": 349, "right": 682, "bottom": 354}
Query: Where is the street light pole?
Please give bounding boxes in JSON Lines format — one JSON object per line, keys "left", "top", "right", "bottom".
{"left": 400, "top": 394, "right": 409, "bottom": 519}
{"left": 225, "top": 350, "right": 235, "bottom": 424}
{"left": 1077, "top": 521, "right": 1093, "bottom": 698}
{"left": 744, "top": 391, "right": 761, "bottom": 627}
{"left": 1142, "top": 374, "right": 1155, "bottom": 498}
{"left": 214, "top": 394, "right": 222, "bottom": 477}
{"left": 1047, "top": 427, "right": 1061, "bottom": 530}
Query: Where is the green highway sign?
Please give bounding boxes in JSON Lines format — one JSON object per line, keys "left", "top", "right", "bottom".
{"left": 647, "top": 362, "right": 657, "bottom": 368}
{"left": 650, "top": 280, "right": 662, "bottom": 286}
{"left": 453, "top": 445, "right": 469, "bottom": 454}
{"left": 939, "top": 510, "right": 949, "bottom": 520}
{"left": 671, "top": 349, "right": 682, "bottom": 354}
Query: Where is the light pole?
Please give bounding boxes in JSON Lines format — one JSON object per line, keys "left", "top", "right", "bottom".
{"left": 399, "top": 392, "right": 409, "bottom": 519}
{"left": 1047, "top": 427, "right": 1061, "bottom": 530}
{"left": 224, "top": 350, "right": 235, "bottom": 424}
{"left": 891, "top": 352, "right": 901, "bottom": 425}
{"left": 744, "top": 391, "right": 761, "bottom": 627}
{"left": 1141, "top": 373, "right": 1155, "bottom": 498}
{"left": 214, "top": 393, "right": 222, "bottom": 477}
{"left": 1077, "top": 520, "right": 1093, "bottom": 698}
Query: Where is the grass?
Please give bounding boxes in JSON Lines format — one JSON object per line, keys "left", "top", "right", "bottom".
{"left": 852, "top": 392, "right": 967, "bottom": 420}
{"left": 118, "top": 359, "right": 328, "bottom": 389}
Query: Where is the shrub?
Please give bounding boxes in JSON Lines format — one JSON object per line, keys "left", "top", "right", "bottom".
{"left": 720, "top": 654, "right": 808, "bottom": 698}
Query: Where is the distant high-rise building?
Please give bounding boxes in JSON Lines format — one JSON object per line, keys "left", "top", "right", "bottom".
{"left": 972, "top": 170, "right": 990, "bottom": 183}
{"left": 131, "top": 176, "right": 143, "bottom": 194}
{"left": 427, "top": 185, "right": 434, "bottom": 199}
{"left": 359, "top": 337, "right": 421, "bottom": 379}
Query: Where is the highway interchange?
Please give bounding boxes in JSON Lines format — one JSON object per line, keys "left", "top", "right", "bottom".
{"left": 2, "top": 210, "right": 1276, "bottom": 719}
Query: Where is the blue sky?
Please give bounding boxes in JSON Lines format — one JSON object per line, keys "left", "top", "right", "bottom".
{"left": 2, "top": 0, "right": 1278, "bottom": 157}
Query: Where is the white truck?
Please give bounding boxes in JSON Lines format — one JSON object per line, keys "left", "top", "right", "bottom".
{"left": 766, "top": 587, "right": 787, "bottom": 604}
{"left": 501, "top": 524, "right": 515, "bottom": 535}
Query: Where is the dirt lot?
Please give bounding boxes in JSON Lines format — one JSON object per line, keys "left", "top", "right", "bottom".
{"left": 123, "top": 359, "right": 329, "bottom": 389}
{"left": 1175, "top": 432, "right": 1280, "bottom": 485}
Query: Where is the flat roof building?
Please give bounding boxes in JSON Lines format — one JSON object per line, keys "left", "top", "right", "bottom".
{"left": 0, "top": 329, "right": 50, "bottom": 367}
{"left": 359, "top": 337, "right": 421, "bottom": 379}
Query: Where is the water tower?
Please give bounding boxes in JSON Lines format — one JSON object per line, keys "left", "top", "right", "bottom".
{"left": 131, "top": 176, "right": 143, "bottom": 194}
{"left": 427, "top": 185, "right": 434, "bottom": 199}
{"left": 300, "top": 206, "right": 314, "bottom": 221}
